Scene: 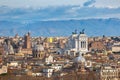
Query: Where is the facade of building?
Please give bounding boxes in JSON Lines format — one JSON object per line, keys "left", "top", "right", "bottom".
{"left": 4, "top": 40, "right": 14, "bottom": 55}
{"left": 100, "top": 66, "right": 119, "bottom": 80}
{"left": 8, "top": 61, "right": 18, "bottom": 67}
{"left": 112, "top": 45, "right": 120, "bottom": 52}
{"left": 73, "top": 53, "right": 86, "bottom": 73}
{"left": 0, "top": 46, "right": 4, "bottom": 55}
{"left": 58, "top": 38, "right": 67, "bottom": 49}
{"left": 112, "top": 43, "right": 120, "bottom": 52}
{"left": 65, "top": 30, "right": 88, "bottom": 56}
{"left": 43, "top": 68, "right": 54, "bottom": 78}
{"left": 51, "top": 65, "right": 62, "bottom": 71}
{"left": 0, "top": 66, "right": 8, "bottom": 74}
{"left": 24, "top": 32, "right": 31, "bottom": 49}
{"left": 32, "top": 42, "right": 45, "bottom": 59}
{"left": 45, "top": 54, "right": 54, "bottom": 63}
{"left": 89, "top": 41, "right": 106, "bottom": 51}
{"left": 20, "top": 48, "right": 32, "bottom": 54}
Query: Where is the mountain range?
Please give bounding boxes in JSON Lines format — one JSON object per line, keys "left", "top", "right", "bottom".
{"left": 0, "top": 18, "right": 120, "bottom": 37}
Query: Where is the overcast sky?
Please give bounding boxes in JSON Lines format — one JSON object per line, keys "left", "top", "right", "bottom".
{"left": 0, "top": 0, "right": 120, "bottom": 8}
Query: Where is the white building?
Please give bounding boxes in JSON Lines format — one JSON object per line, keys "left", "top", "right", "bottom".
{"left": 4, "top": 40, "right": 14, "bottom": 55}
{"left": 65, "top": 30, "right": 88, "bottom": 56}
{"left": 32, "top": 42, "right": 45, "bottom": 59}
{"left": 100, "top": 66, "right": 119, "bottom": 80}
{"left": 32, "top": 73, "right": 42, "bottom": 77}
{"left": 43, "top": 68, "right": 54, "bottom": 78}
{"left": 8, "top": 61, "right": 18, "bottom": 67}
{"left": 85, "top": 60, "right": 92, "bottom": 68}
{"left": 45, "top": 54, "right": 54, "bottom": 64}
{"left": 112, "top": 45, "right": 120, "bottom": 52}
{"left": 51, "top": 65, "right": 62, "bottom": 71}
{"left": 0, "top": 66, "right": 8, "bottom": 74}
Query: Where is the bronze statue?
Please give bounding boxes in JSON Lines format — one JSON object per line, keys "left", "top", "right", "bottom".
{"left": 82, "top": 29, "right": 85, "bottom": 34}
{"left": 80, "top": 29, "right": 85, "bottom": 34}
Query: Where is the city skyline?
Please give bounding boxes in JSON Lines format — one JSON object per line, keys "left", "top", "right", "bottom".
{"left": 0, "top": 1, "right": 120, "bottom": 79}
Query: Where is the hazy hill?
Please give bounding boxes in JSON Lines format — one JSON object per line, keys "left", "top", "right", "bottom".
{"left": 0, "top": 18, "right": 120, "bottom": 37}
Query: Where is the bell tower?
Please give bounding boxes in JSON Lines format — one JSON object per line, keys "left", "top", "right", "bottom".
{"left": 24, "top": 32, "right": 31, "bottom": 49}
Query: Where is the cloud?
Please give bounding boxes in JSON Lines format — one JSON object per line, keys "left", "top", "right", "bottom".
{"left": 0, "top": 0, "right": 120, "bottom": 21}
{"left": 83, "top": 0, "right": 96, "bottom": 6}
{"left": 0, "top": 6, "right": 120, "bottom": 21}
{"left": 0, "top": 0, "right": 120, "bottom": 9}
{"left": 0, "top": 0, "right": 87, "bottom": 8}
{"left": 90, "top": 0, "right": 120, "bottom": 8}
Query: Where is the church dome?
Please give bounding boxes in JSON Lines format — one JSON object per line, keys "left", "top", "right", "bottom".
{"left": 33, "top": 44, "right": 44, "bottom": 51}
{"left": 74, "top": 55, "right": 86, "bottom": 63}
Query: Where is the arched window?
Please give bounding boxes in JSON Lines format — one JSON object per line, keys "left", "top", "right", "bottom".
{"left": 83, "top": 41, "right": 85, "bottom": 48}
{"left": 84, "top": 41, "right": 86, "bottom": 48}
